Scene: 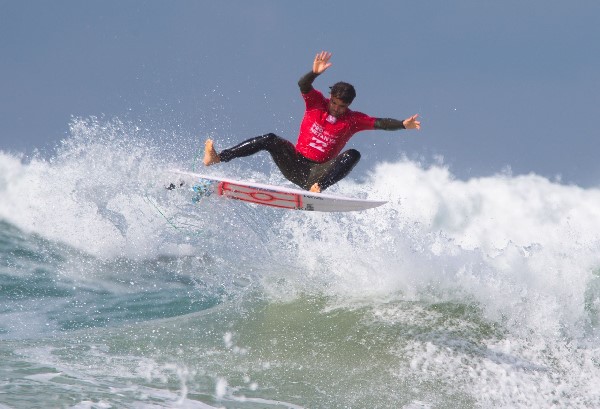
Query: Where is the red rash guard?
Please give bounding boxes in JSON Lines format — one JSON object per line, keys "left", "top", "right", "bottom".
{"left": 295, "top": 89, "right": 376, "bottom": 163}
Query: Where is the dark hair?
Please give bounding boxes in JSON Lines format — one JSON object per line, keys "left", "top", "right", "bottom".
{"left": 329, "top": 82, "right": 356, "bottom": 104}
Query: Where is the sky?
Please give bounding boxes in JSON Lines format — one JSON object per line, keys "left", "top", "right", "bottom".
{"left": 1, "top": 0, "right": 599, "bottom": 187}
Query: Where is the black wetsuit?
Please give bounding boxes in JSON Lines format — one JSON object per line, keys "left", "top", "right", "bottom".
{"left": 219, "top": 133, "right": 360, "bottom": 191}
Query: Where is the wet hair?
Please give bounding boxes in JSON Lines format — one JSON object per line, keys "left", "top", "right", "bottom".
{"left": 329, "top": 82, "right": 356, "bottom": 104}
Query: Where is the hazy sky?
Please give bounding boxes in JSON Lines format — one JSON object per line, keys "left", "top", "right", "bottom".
{"left": 2, "top": 1, "right": 599, "bottom": 187}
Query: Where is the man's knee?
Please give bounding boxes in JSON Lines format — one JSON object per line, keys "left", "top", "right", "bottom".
{"left": 342, "top": 149, "right": 361, "bottom": 164}
{"left": 260, "top": 133, "right": 279, "bottom": 142}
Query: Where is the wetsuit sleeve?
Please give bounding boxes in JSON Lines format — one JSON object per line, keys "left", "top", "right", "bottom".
{"left": 298, "top": 71, "right": 320, "bottom": 94}
{"left": 374, "top": 118, "right": 406, "bottom": 130}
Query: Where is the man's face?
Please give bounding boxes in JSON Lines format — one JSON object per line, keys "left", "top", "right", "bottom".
{"left": 328, "top": 96, "right": 350, "bottom": 118}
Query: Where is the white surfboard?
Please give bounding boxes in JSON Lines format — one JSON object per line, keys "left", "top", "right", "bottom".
{"left": 169, "top": 170, "right": 387, "bottom": 212}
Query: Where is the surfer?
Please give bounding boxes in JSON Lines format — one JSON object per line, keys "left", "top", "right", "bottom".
{"left": 203, "top": 51, "right": 421, "bottom": 193}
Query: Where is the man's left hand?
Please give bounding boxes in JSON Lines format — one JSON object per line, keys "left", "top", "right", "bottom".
{"left": 403, "top": 114, "right": 421, "bottom": 130}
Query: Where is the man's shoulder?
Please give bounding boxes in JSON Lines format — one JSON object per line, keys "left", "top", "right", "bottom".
{"left": 346, "top": 109, "right": 373, "bottom": 120}
{"left": 302, "top": 88, "right": 324, "bottom": 99}
{"left": 303, "top": 88, "right": 327, "bottom": 109}
{"left": 344, "top": 109, "right": 377, "bottom": 129}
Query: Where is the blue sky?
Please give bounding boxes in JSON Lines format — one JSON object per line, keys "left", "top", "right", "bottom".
{"left": 2, "top": 0, "right": 599, "bottom": 186}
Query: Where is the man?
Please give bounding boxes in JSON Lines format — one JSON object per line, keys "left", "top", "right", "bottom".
{"left": 204, "top": 51, "right": 420, "bottom": 193}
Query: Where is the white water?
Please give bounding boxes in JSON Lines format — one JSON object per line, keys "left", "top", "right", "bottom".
{"left": 1, "top": 117, "right": 600, "bottom": 407}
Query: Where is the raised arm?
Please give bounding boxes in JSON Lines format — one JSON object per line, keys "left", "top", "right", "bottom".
{"left": 298, "top": 51, "right": 333, "bottom": 94}
{"left": 375, "top": 114, "right": 421, "bottom": 131}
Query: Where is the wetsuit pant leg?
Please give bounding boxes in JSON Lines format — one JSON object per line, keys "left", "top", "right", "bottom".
{"left": 218, "top": 133, "right": 312, "bottom": 189}
{"left": 307, "top": 149, "right": 361, "bottom": 191}
{"left": 218, "top": 133, "right": 287, "bottom": 162}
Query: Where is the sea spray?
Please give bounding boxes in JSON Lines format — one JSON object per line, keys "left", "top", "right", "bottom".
{"left": 1, "top": 117, "right": 600, "bottom": 407}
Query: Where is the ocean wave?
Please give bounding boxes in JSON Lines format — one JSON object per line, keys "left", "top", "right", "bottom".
{"left": 2, "top": 117, "right": 600, "bottom": 407}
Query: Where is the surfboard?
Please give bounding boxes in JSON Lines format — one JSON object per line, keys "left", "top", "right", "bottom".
{"left": 169, "top": 170, "right": 387, "bottom": 212}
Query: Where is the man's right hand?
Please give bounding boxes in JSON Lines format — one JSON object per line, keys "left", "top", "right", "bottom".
{"left": 313, "top": 51, "right": 332, "bottom": 74}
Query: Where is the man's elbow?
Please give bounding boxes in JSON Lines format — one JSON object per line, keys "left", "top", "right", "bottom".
{"left": 298, "top": 82, "right": 312, "bottom": 94}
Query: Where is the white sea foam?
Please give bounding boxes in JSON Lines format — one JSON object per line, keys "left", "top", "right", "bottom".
{"left": 2, "top": 117, "right": 600, "bottom": 407}
{"left": 2, "top": 118, "right": 600, "bottom": 339}
{"left": 271, "top": 159, "right": 600, "bottom": 338}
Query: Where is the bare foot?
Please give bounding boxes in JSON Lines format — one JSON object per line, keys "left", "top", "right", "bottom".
{"left": 203, "top": 139, "right": 221, "bottom": 166}
{"left": 309, "top": 183, "right": 321, "bottom": 193}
